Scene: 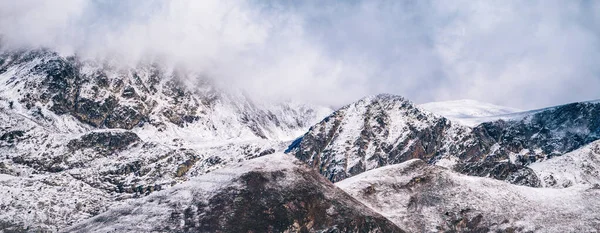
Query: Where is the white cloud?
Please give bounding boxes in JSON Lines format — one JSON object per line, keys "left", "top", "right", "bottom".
{"left": 1, "top": 0, "right": 599, "bottom": 109}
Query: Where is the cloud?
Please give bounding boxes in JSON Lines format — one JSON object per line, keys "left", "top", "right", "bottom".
{"left": 0, "top": 0, "right": 599, "bottom": 109}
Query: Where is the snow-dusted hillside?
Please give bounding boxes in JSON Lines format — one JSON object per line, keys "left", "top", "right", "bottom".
{"left": 337, "top": 159, "right": 600, "bottom": 232}
{"left": 287, "top": 94, "right": 485, "bottom": 182}
{"left": 2, "top": 47, "right": 600, "bottom": 232}
{"left": 531, "top": 140, "right": 600, "bottom": 188}
{"left": 0, "top": 48, "right": 332, "bottom": 231}
{"left": 64, "top": 154, "right": 404, "bottom": 233}
{"left": 418, "top": 99, "right": 521, "bottom": 126}
{"left": 288, "top": 94, "right": 600, "bottom": 183}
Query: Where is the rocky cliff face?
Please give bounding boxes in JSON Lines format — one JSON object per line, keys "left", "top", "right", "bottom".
{"left": 287, "top": 94, "right": 600, "bottom": 184}
{"left": 0, "top": 48, "right": 331, "bottom": 231}
{"left": 287, "top": 94, "right": 488, "bottom": 182}
{"left": 0, "top": 48, "right": 330, "bottom": 139}
{"left": 65, "top": 154, "right": 404, "bottom": 233}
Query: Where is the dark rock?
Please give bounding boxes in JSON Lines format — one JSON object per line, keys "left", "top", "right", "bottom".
{"left": 0, "top": 130, "right": 25, "bottom": 143}
{"left": 453, "top": 162, "right": 541, "bottom": 187}
{"left": 104, "top": 105, "right": 147, "bottom": 129}
{"left": 67, "top": 131, "right": 140, "bottom": 155}
{"left": 71, "top": 96, "right": 119, "bottom": 127}
{"left": 175, "top": 158, "right": 199, "bottom": 177}
{"left": 121, "top": 86, "right": 137, "bottom": 98}
{"left": 258, "top": 148, "right": 276, "bottom": 157}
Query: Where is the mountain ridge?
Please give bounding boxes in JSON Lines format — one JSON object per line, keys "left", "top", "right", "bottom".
{"left": 288, "top": 93, "right": 600, "bottom": 184}
{"left": 2, "top": 47, "right": 600, "bottom": 232}
{"left": 0, "top": 48, "right": 332, "bottom": 231}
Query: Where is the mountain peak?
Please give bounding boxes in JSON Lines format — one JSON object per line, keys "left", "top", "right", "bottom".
{"left": 357, "top": 93, "right": 410, "bottom": 105}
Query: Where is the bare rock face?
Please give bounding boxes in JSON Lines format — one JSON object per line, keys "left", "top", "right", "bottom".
{"left": 67, "top": 131, "right": 141, "bottom": 154}
{"left": 453, "top": 161, "right": 541, "bottom": 187}
{"left": 288, "top": 94, "right": 600, "bottom": 183}
{"left": 0, "top": 130, "right": 25, "bottom": 143}
{"left": 65, "top": 154, "right": 404, "bottom": 233}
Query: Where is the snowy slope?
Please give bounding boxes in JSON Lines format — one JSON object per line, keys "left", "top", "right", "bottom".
{"left": 287, "top": 94, "right": 484, "bottom": 182}
{"left": 336, "top": 159, "right": 600, "bottom": 232}
{"left": 64, "top": 154, "right": 404, "bottom": 233}
{"left": 290, "top": 94, "right": 600, "bottom": 183}
{"left": 0, "top": 48, "right": 332, "bottom": 231}
{"left": 418, "top": 99, "right": 521, "bottom": 126}
{"left": 530, "top": 140, "right": 600, "bottom": 188}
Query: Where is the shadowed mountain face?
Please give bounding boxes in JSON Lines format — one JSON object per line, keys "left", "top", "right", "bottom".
{"left": 65, "top": 154, "right": 405, "bottom": 233}
{"left": 287, "top": 94, "right": 600, "bottom": 183}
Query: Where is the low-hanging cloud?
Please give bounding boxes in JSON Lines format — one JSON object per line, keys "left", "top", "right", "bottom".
{"left": 1, "top": 0, "right": 599, "bottom": 109}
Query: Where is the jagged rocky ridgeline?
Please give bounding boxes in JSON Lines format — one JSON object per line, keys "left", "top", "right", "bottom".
{"left": 287, "top": 94, "right": 600, "bottom": 185}
{"left": 0, "top": 48, "right": 331, "bottom": 231}
{"left": 0, "top": 48, "right": 330, "bottom": 138}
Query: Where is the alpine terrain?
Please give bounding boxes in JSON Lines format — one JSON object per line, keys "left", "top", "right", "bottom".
{"left": 0, "top": 48, "right": 332, "bottom": 231}
{"left": 1, "top": 47, "right": 600, "bottom": 233}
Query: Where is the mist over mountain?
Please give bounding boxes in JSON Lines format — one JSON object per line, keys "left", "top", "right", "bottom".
{"left": 2, "top": 0, "right": 600, "bottom": 109}
{"left": 1, "top": 46, "right": 600, "bottom": 232}
{"left": 2, "top": 1, "right": 600, "bottom": 232}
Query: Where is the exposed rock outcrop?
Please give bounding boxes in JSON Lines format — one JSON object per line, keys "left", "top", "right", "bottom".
{"left": 453, "top": 161, "right": 541, "bottom": 187}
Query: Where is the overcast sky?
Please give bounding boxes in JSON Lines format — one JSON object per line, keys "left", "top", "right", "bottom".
{"left": 1, "top": 0, "right": 599, "bottom": 109}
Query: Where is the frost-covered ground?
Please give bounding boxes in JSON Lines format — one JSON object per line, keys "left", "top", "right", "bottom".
{"left": 531, "top": 140, "right": 600, "bottom": 188}
{"left": 337, "top": 159, "right": 600, "bottom": 232}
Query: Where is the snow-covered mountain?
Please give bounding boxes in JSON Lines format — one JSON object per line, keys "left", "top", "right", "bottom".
{"left": 286, "top": 94, "right": 485, "bottom": 182}
{"left": 2, "top": 46, "right": 600, "bottom": 233}
{"left": 336, "top": 159, "right": 600, "bottom": 232}
{"left": 418, "top": 99, "right": 521, "bottom": 126}
{"left": 288, "top": 94, "right": 600, "bottom": 184}
{"left": 0, "top": 48, "right": 332, "bottom": 231}
{"left": 64, "top": 154, "right": 404, "bottom": 233}
{"left": 530, "top": 140, "right": 600, "bottom": 188}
